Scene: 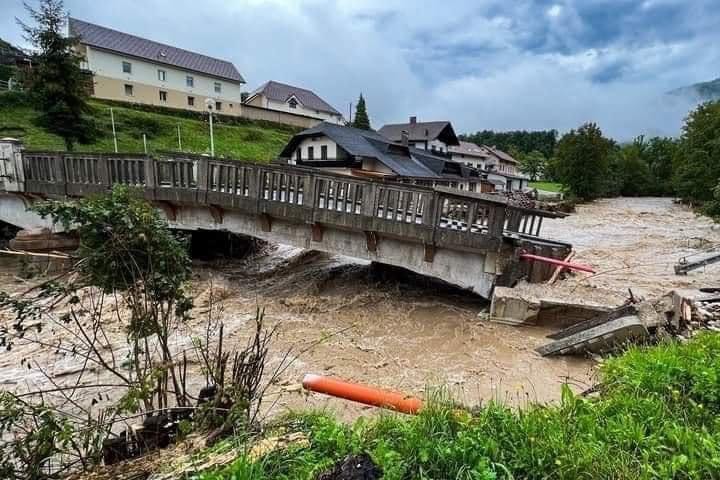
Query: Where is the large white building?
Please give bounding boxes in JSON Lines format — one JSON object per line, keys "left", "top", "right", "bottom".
{"left": 69, "top": 18, "right": 246, "bottom": 115}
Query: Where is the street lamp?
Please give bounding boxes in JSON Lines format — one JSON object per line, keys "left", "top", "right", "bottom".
{"left": 205, "top": 98, "right": 215, "bottom": 157}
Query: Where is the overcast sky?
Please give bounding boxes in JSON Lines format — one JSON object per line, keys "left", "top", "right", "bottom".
{"left": 3, "top": 0, "right": 719, "bottom": 139}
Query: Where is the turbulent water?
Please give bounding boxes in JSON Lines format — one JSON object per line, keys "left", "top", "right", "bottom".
{"left": 1, "top": 197, "right": 717, "bottom": 420}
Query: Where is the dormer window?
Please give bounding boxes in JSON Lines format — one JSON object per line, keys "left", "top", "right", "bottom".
{"left": 288, "top": 98, "right": 298, "bottom": 109}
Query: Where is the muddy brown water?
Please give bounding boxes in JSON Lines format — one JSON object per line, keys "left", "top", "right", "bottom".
{"left": 1, "top": 197, "right": 717, "bottom": 421}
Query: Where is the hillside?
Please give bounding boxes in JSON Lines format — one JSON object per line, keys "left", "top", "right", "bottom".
{"left": 667, "top": 77, "right": 720, "bottom": 102}
{"left": 0, "top": 94, "right": 298, "bottom": 161}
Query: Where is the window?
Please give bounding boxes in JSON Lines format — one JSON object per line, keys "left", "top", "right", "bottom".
{"left": 186, "top": 75, "right": 194, "bottom": 87}
{"left": 295, "top": 149, "right": 301, "bottom": 162}
{"left": 320, "top": 145, "right": 328, "bottom": 160}
{"left": 159, "top": 90, "right": 167, "bottom": 102}
{"left": 124, "top": 84, "right": 133, "bottom": 96}
{"left": 122, "top": 61, "right": 132, "bottom": 74}
{"left": 187, "top": 96, "right": 195, "bottom": 106}
{"left": 288, "top": 98, "right": 298, "bottom": 109}
{"left": 214, "top": 82, "right": 222, "bottom": 93}
{"left": 158, "top": 69, "right": 166, "bottom": 81}
{"left": 215, "top": 101, "right": 222, "bottom": 111}
{"left": 308, "top": 146, "right": 314, "bottom": 160}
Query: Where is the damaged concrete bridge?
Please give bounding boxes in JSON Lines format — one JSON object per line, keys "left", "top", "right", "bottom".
{"left": 0, "top": 139, "right": 569, "bottom": 298}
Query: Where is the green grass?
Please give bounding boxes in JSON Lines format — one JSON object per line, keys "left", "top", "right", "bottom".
{"left": 0, "top": 94, "right": 296, "bottom": 162}
{"left": 529, "top": 181, "right": 564, "bottom": 193}
{"left": 197, "top": 333, "right": 720, "bottom": 480}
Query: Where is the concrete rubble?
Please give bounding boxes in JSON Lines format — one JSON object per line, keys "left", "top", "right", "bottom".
{"left": 490, "top": 285, "right": 720, "bottom": 357}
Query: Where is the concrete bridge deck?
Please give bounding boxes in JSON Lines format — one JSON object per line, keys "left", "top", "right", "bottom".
{"left": 0, "top": 140, "right": 569, "bottom": 298}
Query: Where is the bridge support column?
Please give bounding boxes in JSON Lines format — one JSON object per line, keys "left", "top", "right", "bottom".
{"left": 423, "top": 243, "right": 436, "bottom": 263}
{"left": 364, "top": 231, "right": 378, "bottom": 252}
{"left": 0, "top": 138, "right": 25, "bottom": 192}
{"left": 259, "top": 213, "right": 272, "bottom": 232}
{"left": 311, "top": 222, "right": 323, "bottom": 242}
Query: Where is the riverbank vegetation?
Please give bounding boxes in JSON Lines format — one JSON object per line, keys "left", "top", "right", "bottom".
{"left": 197, "top": 332, "right": 720, "bottom": 479}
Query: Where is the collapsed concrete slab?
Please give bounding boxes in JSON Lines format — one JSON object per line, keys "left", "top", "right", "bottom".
{"left": 536, "top": 315, "right": 649, "bottom": 356}
{"left": 489, "top": 286, "right": 610, "bottom": 327}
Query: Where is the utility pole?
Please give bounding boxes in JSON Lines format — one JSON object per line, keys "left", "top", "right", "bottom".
{"left": 348, "top": 102, "right": 353, "bottom": 124}
{"left": 142, "top": 134, "right": 147, "bottom": 154}
{"left": 177, "top": 124, "right": 182, "bottom": 151}
{"left": 110, "top": 108, "right": 118, "bottom": 153}
{"left": 205, "top": 99, "right": 215, "bottom": 157}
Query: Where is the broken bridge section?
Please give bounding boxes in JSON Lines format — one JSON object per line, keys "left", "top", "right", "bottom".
{"left": 0, "top": 140, "right": 569, "bottom": 298}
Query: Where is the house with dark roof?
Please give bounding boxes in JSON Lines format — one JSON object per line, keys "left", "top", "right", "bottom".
{"left": 69, "top": 18, "right": 245, "bottom": 115}
{"left": 378, "top": 116, "right": 460, "bottom": 155}
{"left": 279, "top": 123, "right": 484, "bottom": 190}
{"left": 243, "top": 81, "right": 344, "bottom": 124}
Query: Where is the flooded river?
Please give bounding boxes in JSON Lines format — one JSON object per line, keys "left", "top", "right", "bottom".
{"left": 1, "top": 197, "right": 717, "bottom": 420}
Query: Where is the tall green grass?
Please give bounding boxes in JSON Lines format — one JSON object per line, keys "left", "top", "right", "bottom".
{"left": 0, "top": 94, "right": 295, "bottom": 161}
{"left": 198, "top": 333, "right": 720, "bottom": 479}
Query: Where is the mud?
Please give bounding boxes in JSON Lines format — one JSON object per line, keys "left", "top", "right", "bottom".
{"left": 1, "top": 197, "right": 714, "bottom": 422}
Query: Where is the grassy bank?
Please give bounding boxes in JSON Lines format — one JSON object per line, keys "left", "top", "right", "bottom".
{"left": 197, "top": 333, "right": 720, "bottom": 479}
{"left": 0, "top": 93, "right": 296, "bottom": 161}
{"left": 529, "top": 181, "right": 563, "bottom": 192}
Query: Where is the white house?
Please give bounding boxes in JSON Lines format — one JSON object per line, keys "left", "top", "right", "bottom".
{"left": 69, "top": 18, "right": 246, "bottom": 115}
{"left": 243, "top": 81, "right": 344, "bottom": 124}
{"left": 378, "top": 117, "right": 460, "bottom": 154}
{"left": 449, "top": 141, "right": 529, "bottom": 192}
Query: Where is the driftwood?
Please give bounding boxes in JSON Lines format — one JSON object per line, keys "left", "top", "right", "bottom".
{"left": 546, "top": 250, "right": 575, "bottom": 285}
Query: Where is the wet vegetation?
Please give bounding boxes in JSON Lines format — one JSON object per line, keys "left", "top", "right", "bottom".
{"left": 199, "top": 333, "right": 720, "bottom": 480}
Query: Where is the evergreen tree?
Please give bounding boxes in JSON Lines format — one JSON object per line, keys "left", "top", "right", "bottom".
{"left": 18, "top": 0, "right": 94, "bottom": 150}
{"left": 352, "top": 93, "right": 371, "bottom": 130}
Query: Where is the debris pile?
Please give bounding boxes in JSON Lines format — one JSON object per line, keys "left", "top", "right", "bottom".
{"left": 533, "top": 288, "right": 720, "bottom": 357}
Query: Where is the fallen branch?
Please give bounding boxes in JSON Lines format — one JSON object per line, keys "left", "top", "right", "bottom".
{"left": 0, "top": 248, "right": 71, "bottom": 259}
{"left": 547, "top": 250, "right": 576, "bottom": 285}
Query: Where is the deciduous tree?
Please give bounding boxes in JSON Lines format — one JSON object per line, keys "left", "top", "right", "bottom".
{"left": 555, "top": 122, "right": 613, "bottom": 200}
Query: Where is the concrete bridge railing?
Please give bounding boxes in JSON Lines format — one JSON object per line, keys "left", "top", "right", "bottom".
{"left": 7, "top": 149, "right": 560, "bottom": 252}
{"left": 0, "top": 143, "right": 569, "bottom": 296}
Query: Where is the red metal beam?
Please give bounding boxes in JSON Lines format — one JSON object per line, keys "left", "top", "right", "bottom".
{"left": 520, "top": 253, "right": 595, "bottom": 273}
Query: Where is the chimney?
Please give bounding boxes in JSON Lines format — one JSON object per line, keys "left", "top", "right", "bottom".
{"left": 401, "top": 130, "right": 409, "bottom": 146}
{"left": 409, "top": 116, "right": 417, "bottom": 124}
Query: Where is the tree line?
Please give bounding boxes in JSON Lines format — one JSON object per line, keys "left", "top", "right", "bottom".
{"left": 460, "top": 100, "right": 720, "bottom": 217}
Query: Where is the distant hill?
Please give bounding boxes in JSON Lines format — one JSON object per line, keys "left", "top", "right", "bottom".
{"left": 667, "top": 77, "right": 720, "bottom": 102}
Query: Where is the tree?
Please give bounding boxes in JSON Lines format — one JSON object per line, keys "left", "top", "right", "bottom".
{"left": 18, "top": 0, "right": 94, "bottom": 150}
{"left": 673, "top": 100, "right": 720, "bottom": 205}
{"left": 519, "top": 150, "right": 547, "bottom": 181}
{"left": 555, "top": 122, "right": 613, "bottom": 200}
{"left": 460, "top": 129, "right": 557, "bottom": 158}
{"left": 352, "top": 93, "right": 371, "bottom": 130}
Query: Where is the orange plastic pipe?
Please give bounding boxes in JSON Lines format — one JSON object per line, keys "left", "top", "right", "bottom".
{"left": 302, "top": 374, "right": 423, "bottom": 415}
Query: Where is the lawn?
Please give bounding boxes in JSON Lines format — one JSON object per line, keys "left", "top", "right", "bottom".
{"left": 0, "top": 94, "right": 297, "bottom": 162}
{"left": 197, "top": 333, "right": 720, "bottom": 480}
{"left": 529, "top": 181, "right": 563, "bottom": 192}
